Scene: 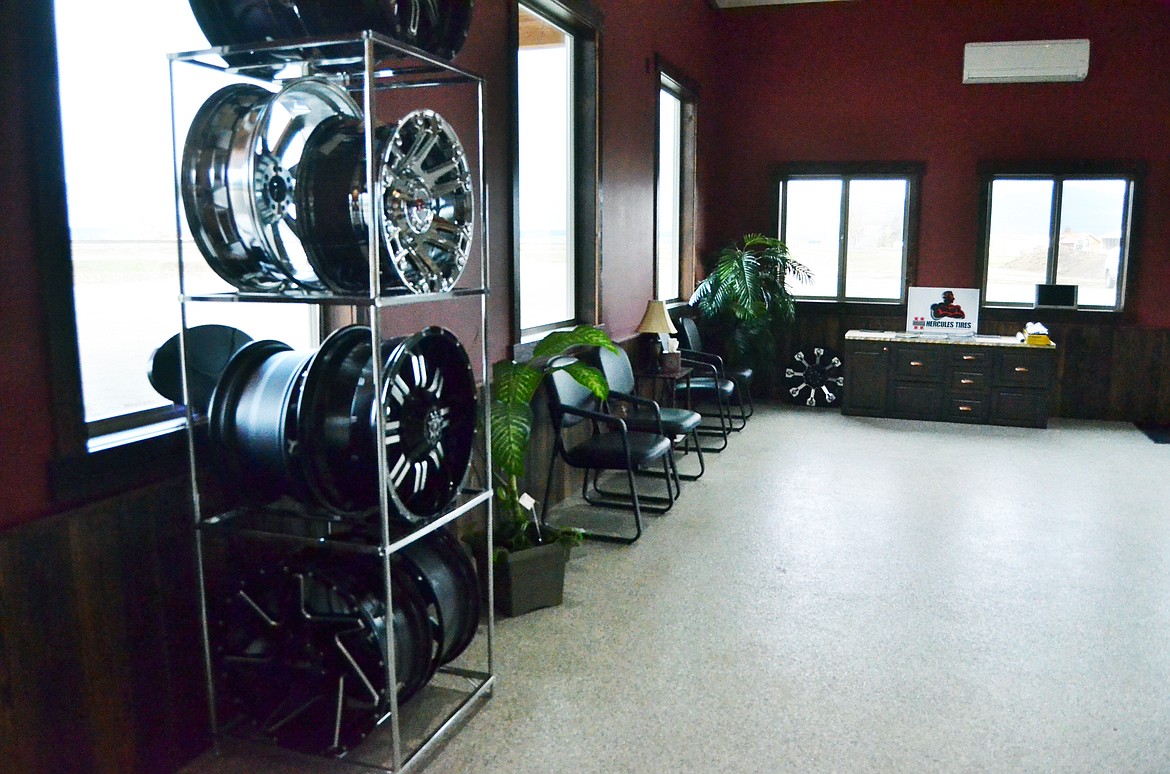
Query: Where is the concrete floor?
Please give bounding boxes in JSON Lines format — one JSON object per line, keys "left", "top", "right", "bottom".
{"left": 187, "top": 405, "right": 1170, "bottom": 772}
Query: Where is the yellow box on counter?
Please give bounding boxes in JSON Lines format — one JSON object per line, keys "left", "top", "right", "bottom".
{"left": 1026, "top": 333, "right": 1052, "bottom": 346}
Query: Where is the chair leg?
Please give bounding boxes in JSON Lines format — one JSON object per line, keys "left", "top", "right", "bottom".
{"left": 588, "top": 465, "right": 676, "bottom": 514}
{"left": 738, "top": 378, "right": 754, "bottom": 419}
{"left": 730, "top": 394, "right": 749, "bottom": 431}
{"left": 674, "top": 429, "right": 706, "bottom": 480}
{"left": 542, "top": 451, "right": 638, "bottom": 543}
{"left": 689, "top": 395, "right": 731, "bottom": 452}
{"left": 539, "top": 445, "right": 560, "bottom": 533}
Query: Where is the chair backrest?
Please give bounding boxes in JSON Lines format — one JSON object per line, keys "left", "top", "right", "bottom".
{"left": 590, "top": 346, "right": 636, "bottom": 395}
{"left": 676, "top": 315, "right": 703, "bottom": 352}
{"left": 544, "top": 357, "right": 597, "bottom": 431}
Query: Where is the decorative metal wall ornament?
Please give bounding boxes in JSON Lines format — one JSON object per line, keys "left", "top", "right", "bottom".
{"left": 182, "top": 78, "right": 361, "bottom": 292}
{"left": 212, "top": 552, "right": 435, "bottom": 755}
{"left": 784, "top": 347, "right": 845, "bottom": 408}
{"left": 380, "top": 109, "right": 474, "bottom": 294}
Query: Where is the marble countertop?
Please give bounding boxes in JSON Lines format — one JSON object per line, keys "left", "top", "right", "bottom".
{"left": 845, "top": 330, "right": 1055, "bottom": 348}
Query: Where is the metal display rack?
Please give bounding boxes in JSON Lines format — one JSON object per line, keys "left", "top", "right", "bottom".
{"left": 168, "top": 31, "right": 494, "bottom": 773}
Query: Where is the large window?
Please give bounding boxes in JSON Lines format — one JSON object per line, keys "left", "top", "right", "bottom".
{"left": 514, "top": 0, "right": 599, "bottom": 338}
{"left": 655, "top": 70, "right": 696, "bottom": 302}
{"left": 517, "top": 6, "right": 574, "bottom": 330}
{"left": 52, "top": 0, "right": 315, "bottom": 442}
{"left": 982, "top": 171, "right": 1134, "bottom": 309}
{"left": 777, "top": 165, "right": 919, "bottom": 303}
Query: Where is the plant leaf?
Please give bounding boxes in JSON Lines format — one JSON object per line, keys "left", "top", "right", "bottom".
{"left": 533, "top": 325, "right": 619, "bottom": 360}
{"left": 558, "top": 360, "right": 609, "bottom": 401}
{"left": 490, "top": 399, "right": 533, "bottom": 477}
{"left": 491, "top": 360, "right": 542, "bottom": 406}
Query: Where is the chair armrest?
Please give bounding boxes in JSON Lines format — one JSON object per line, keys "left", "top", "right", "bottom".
{"left": 679, "top": 348, "right": 725, "bottom": 372}
{"left": 606, "top": 390, "right": 665, "bottom": 435}
{"left": 678, "top": 355, "right": 721, "bottom": 380}
{"left": 558, "top": 403, "right": 629, "bottom": 434}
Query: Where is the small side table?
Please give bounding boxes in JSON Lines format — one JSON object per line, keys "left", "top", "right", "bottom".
{"left": 634, "top": 366, "right": 692, "bottom": 409}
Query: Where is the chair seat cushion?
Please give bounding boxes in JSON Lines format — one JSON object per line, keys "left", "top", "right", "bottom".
{"left": 564, "top": 430, "right": 671, "bottom": 470}
{"left": 623, "top": 407, "right": 701, "bottom": 436}
{"left": 674, "top": 376, "right": 734, "bottom": 399}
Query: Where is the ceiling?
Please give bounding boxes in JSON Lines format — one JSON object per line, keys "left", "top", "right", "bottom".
{"left": 711, "top": 0, "right": 852, "bottom": 8}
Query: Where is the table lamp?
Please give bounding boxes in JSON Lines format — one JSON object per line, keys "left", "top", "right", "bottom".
{"left": 635, "top": 299, "right": 680, "bottom": 372}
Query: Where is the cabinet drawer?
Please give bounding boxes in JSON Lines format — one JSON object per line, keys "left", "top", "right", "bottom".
{"left": 951, "top": 370, "right": 989, "bottom": 392}
{"left": 892, "top": 346, "right": 944, "bottom": 380}
{"left": 947, "top": 395, "right": 990, "bottom": 422}
{"left": 992, "top": 389, "right": 1049, "bottom": 428}
{"left": 997, "top": 350, "right": 1052, "bottom": 388}
{"left": 951, "top": 348, "right": 991, "bottom": 372}
{"left": 890, "top": 381, "right": 942, "bottom": 418}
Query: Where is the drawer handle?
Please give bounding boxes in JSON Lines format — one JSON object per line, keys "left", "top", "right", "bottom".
{"left": 1014, "top": 366, "right": 1029, "bottom": 373}
{"left": 960, "top": 378, "right": 975, "bottom": 385}
{"left": 910, "top": 360, "right": 924, "bottom": 367}
{"left": 959, "top": 405, "right": 973, "bottom": 412}
{"left": 962, "top": 355, "right": 976, "bottom": 361}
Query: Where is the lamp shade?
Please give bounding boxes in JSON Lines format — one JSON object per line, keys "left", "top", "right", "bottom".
{"left": 635, "top": 300, "right": 677, "bottom": 335}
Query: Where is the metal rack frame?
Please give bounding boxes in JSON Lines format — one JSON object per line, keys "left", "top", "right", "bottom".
{"left": 169, "top": 31, "right": 494, "bottom": 773}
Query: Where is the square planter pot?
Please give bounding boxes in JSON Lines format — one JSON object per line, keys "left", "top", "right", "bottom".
{"left": 489, "top": 542, "right": 567, "bottom": 617}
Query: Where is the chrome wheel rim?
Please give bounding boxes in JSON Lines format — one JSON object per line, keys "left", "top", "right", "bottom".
{"left": 380, "top": 109, "right": 473, "bottom": 294}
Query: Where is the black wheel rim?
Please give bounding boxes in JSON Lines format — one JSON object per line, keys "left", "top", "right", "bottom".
{"left": 212, "top": 550, "right": 434, "bottom": 755}
{"left": 148, "top": 324, "right": 254, "bottom": 414}
{"left": 397, "top": 527, "right": 481, "bottom": 669}
{"left": 208, "top": 339, "right": 306, "bottom": 502}
{"left": 296, "top": 116, "right": 394, "bottom": 294}
{"left": 373, "top": 327, "right": 478, "bottom": 523}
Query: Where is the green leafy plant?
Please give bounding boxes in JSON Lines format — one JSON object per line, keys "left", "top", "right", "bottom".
{"left": 690, "top": 234, "right": 811, "bottom": 390}
{"left": 488, "top": 325, "right": 619, "bottom": 560}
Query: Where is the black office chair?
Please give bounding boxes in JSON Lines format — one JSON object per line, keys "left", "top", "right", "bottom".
{"left": 670, "top": 310, "right": 752, "bottom": 431}
{"left": 586, "top": 345, "right": 705, "bottom": 481}
{"left": 541, "top": 358, "right": 676, "bottom": 544}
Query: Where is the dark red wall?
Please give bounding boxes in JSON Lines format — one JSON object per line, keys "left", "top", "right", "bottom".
{"left": 705, "top": 0, "right": 1170, "bottom": 327}
{"left": 597, "top": 0, "right": 718, "bottom": 334}
{"left": 0, "top": 12, "right": 56, "bottom": 528}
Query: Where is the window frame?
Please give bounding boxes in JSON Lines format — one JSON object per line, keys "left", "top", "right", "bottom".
{"left": 654, "top": 61, "right": 697, "bottom": 304}
{"left": 774, "top": 162, "right": 922, "bottom": 305}
{"left": 16, "top": 0, "right": 183, "bottom": 504}
{"left": 977, "top": 162, "right": 1139, "bottom": 313}
{"left": 511, "top": 0, "right": 601, "bottom": 343}
{"left": 23, "top": 0, "right": 327, "bottom": 503}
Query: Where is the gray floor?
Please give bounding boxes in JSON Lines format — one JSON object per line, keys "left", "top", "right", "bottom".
{"left": 187, "top": 405, "right": 1170, "bottom": 773}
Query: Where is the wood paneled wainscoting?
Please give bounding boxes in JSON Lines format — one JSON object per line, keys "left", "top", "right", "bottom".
{"left": 0, "top": 477, "right": 207, "bottom": 774}
{"left": 772, "top": 304, "right": 1170, "bottom": 425}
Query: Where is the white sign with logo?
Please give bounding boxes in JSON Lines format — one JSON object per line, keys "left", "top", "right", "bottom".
{"left": 906, "top": 287, "right": 980, "bottom": 335}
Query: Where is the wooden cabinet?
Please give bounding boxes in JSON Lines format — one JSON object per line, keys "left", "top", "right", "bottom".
{"left": 842, "top": 331, "right": 1055, "bottom": 428}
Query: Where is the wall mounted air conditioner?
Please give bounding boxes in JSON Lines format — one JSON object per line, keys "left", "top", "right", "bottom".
{"left": 963, "top": 39, "right": 1090, "bottom": 84}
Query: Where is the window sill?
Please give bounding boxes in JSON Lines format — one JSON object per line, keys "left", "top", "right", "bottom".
{"left": 51, "top": 419, "right": 190, "bottom": 507}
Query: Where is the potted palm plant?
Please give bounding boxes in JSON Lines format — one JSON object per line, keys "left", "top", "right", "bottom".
{"left": 482, "top": 325, "right": 618, "bottom": 616}
{"left": 690, "top": 234, "right": 811, "bottom": 394}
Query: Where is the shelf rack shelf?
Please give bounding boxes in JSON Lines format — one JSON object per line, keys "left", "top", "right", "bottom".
{"left": 169, "top": 30, "right": 494, "bottom": 773}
